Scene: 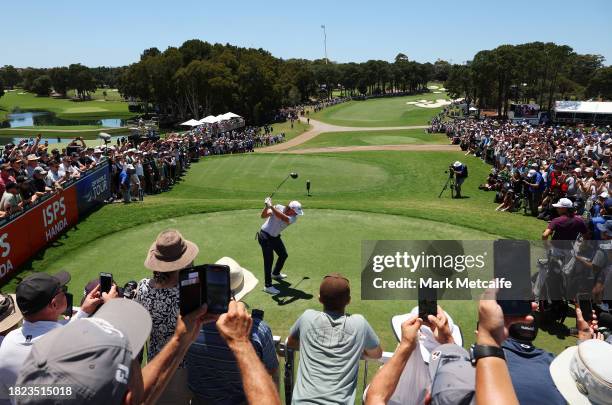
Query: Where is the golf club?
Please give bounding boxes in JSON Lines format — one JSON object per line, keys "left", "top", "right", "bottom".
{"left": 269, "top": 172, "right": 298, "bottom": 199}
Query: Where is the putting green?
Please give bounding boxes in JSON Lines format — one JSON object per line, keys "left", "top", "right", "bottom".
{"left": 56, "top": 209, "right": 498, "bottom": 347}
{"left": 185, "top": 154, "right": 391, "bottom": 195}
{"left": 291, "top": 130, "right": 449, "bottom": 150}
{"left": 62, "top": 106, "right": 109, "bottom": 113}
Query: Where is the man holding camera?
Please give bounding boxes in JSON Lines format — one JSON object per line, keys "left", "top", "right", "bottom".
{"left": 451, "top": 161, "right": 468, "bottom": 198}
{"left": 257, "top": 197, "right": 303, "bottom": 295}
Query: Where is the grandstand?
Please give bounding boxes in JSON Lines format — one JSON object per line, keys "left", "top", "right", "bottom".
{"left": 553, "top": 100, "right": 612, "bottom": 125}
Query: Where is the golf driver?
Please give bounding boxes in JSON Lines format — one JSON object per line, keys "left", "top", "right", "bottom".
{"left": 269, "top": 172, "right": 298, "bottom": 199}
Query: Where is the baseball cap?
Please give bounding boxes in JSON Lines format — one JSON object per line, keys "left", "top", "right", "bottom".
{"left": 552, "top": 198, "right": 574, "bottom": 209}
{"left": 0, "top": 293, "right": 23, "bottom": 333}
{"left": 288, "top": 200, "right": 303, "bottom": 216}
{"left": 549, "top": 339, "right": 612, "bottom": 405}
{"left": 599, "top": 191, "right": 609, "bottom": 199}
{"left": 16, "top": 299, "right": 152, "bottom": 404}
{"left": 527, "top": 169, "right": 537, "bottom": 177}
{"left": 33, "top": 166, "right": 47, "bottom": 175}
{"left": 428, "top": 344, "right": 475, "bottom": 405}
{"left": 16, "top": 271, "right": 71, "bottom": 315}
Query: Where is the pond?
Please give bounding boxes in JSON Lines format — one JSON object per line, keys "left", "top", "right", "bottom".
{"left": 0, "top": 111, "right": 129, "bottom": 128}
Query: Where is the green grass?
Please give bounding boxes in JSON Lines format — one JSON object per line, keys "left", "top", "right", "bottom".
{"left": 0, "top": 90, "right": 135, "bottom": 121}
{"left": 291, "top": 129, "right": 448, "bottom": 150}
{"left": 312, "top": 92, "right": 449, "bottom": 127}
{"left": 65, "top": 88, "right": 125, "bottom": 102}
{"left": 270, "top": 120, "right": 310, "bottom": 141}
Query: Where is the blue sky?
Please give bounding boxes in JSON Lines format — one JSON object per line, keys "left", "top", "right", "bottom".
{"left": 1, "top": 0, "right": 611, "bottom": 67}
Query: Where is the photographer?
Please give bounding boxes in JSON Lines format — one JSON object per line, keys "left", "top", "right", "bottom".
{"left": 450, "top": 161, "right": 468, "bottom": 198}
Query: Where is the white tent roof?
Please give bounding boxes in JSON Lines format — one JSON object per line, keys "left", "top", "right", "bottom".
{"left": 180, "top": 119, "right": 202, "bottom": 127}
{"left": 555, "top": 101, "right": 612, "bottom": 115}
{"left": 215, "top": 114, "right": 228, "bottom": 121}
{"left": 199, "top": 115, "right": 218, "bottom": 124}
{"left": 222, "top": 112, "right": 241, "bottom": 119}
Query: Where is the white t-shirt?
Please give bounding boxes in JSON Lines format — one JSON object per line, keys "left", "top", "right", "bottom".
{"left": 0, "top": 311, "right": 88, "bottom": 404}
{"left": 260, "top": 204, "right": 297, "bottom": 237}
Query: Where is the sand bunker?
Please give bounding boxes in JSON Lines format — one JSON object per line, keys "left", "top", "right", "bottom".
{"left": 428, "top": 85, "right": 439, "bottom": 89}
{"left": 413, "top": 98, "right": 452, "bottom": 108}
{"left": 406, "top": 101, "right": 419, "bottom": 105}
{"left": 438, "top": 87, "right": 447, "bottom": 91}
{"left": 433, "top": 91, "right": 442, "bottom": 94}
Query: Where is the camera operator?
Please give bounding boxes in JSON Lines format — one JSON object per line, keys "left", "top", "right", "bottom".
{"left": 450, "top": 161, "right": 468, "bottom": 198}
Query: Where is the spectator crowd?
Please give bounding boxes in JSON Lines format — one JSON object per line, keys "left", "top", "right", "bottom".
{"left": 0, "top": 228, "right": 610, "bottom": 404}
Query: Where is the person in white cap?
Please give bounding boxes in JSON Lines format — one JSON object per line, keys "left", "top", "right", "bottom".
{"left": 450, "top": 161, "right": 468, "bottom": 198}
{"left": 542, "top": 197, "right": 587, "bottom": 251}
{"left": 257, "top": 197, "right": 303, "bottom": 295}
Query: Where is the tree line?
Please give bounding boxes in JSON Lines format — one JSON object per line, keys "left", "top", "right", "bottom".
{"left": 444, "top": 42, "right": 612, "bottom": 116}
{"left": 117, "top": 40, "right": 445, "bottom": 124}
{"left": 0, "top": 64, "right": 125, "bottom": 99}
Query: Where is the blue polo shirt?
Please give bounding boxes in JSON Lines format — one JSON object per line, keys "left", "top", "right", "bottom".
{"left": 502, "top": 338, "right": 565, "bottom": 405}
{"left": 186, "top": 318, "right": 278, "bottom": 404}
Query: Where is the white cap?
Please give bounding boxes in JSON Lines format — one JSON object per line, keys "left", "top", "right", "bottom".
{"left": 288, "top": 201, "right": 303, "bottom": 216}
{"left": 552, "top": 198, "right": 574, "bottom": 209}
{"left": 599, "top": 191, "right": 609, "bottom": 199}
{"left": 550, "top": 339, "right": 612, "bottom": 405}
{"left": 527, "top": 169, "right": 537, "bottom": 177}
{"left": 453, "top": 161, "right": 462, "bottom": 168}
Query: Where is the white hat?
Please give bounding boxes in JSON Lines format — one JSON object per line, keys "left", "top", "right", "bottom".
{"left": 550, "top": 339, "right": 612, "bottom": 405}
{"left": 527, "top": 169, "right": 537, "bottom": 177}
{"left": 552, "top": 198, "right": 574, "bottom": 209}
{"left": 288, "top": 201, "right": 304, "bottom": 216}
{"left": 574, "top": 168, "right": 582, "bottom": 173}
{"left": 214, "top": 257, "right": 258, "bottom": 301}
{"left": 453, "top": 161, "right": 462, "bottom": 168}
{"left": 599, "top": 191, "right": 609, "bottom": 199}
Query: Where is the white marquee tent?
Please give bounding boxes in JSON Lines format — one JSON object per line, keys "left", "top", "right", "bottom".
{"left": 180, "top": 119, "right": 202, "bottom": 127}
{"left": 554, "top": 101, "right": 612, "bottom": 124}
{"left": 199, "top": 115, "right": 219, "bottom": 124}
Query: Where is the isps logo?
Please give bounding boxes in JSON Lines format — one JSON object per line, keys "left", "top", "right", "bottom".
{"left": 42, "top": 197, "right": 68, "bottom": 242}
{"left": 0, "top": 233, "right": 13, "bottom": 279}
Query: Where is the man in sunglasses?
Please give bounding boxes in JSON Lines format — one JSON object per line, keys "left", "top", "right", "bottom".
{"left": 0, "top": 272, "right": 108, "bottom": 404}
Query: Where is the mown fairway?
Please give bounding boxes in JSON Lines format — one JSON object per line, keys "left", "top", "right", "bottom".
{"left": 291, "top": 129, "right": 448, "bottom": 150}
{"left": 311, "top": 92, "right": 449, "bottom": 127}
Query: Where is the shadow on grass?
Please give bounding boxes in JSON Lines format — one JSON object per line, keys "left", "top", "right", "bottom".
{"left": 272, "top": 277, "right": 313, "bottom": 306}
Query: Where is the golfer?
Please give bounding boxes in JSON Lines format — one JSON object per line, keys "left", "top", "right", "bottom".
{"left": 257, "top": 197, "right": 303, "bottom": 295}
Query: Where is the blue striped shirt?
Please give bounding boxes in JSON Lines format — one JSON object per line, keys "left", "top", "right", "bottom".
{"left": 186, "top": 319, "right": 278, "bottom": 403}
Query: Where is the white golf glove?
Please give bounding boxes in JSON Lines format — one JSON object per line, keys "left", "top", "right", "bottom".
{"left": 264, "top": 197, "right": 272, "bottom": 208}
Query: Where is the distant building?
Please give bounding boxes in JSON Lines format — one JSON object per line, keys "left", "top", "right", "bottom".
{"left": 553, "top": 101, "right": 612, "bottom": 125}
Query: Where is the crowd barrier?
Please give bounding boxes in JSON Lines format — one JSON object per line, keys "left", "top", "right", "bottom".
{"left": 0, "top": 162, "right": 111, "bottom": 285}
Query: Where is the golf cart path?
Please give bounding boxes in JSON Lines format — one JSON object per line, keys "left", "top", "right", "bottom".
{"left": 285, "top": 144, "right": 460, "bottom": 154}
{"left": 258, "top": 117, "right": 429, "bottom": 152}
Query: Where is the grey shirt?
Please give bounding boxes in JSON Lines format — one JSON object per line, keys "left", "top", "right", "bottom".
{"left": 289, "top": 309, "right": 380, "bottom": 405}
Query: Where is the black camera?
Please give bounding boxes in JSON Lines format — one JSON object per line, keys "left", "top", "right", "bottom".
{"left": 122, "top": 281, "right": 138, "bottom": 300}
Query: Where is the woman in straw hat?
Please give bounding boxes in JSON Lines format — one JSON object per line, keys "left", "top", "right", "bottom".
{"left": 135, "top": 229, "right": 199, "bottom": 405}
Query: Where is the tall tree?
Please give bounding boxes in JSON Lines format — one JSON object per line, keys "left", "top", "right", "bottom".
{"left": 0, "top": 65, "right": 21, "bottom": 89}
{"left": 31, "top": 75, "right": 52, "bottom": 96}
{"left": 49, "top": 67, "right": 70, "bottom": 96}
{"left": 587, "top": 67, "right": 612, "bottom": 100}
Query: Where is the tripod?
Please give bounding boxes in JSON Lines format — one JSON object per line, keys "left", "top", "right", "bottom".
{"left": 438, "top": 173, "right": 455, "bottom": 198}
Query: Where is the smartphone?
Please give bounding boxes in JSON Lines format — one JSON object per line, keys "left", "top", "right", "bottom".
{"left": 179, "top": 266, "right": 203, "bottom": 316}
{"left": 64, "top": 293, "right": 74, "bottom": 318}
{"left": 577, "top": 293, "right": 593, "bottom": 321}
{"left": 100, "top": 272, "right": 113, "bottom": 294}
{"left": 418, "top": 287, "right": 437, "bottom": 321}
{"left": 205, "top": 264, "right": 231, "bottom": 314}
{"left": 494, "top": 240, "right": 532, "bottom": 316}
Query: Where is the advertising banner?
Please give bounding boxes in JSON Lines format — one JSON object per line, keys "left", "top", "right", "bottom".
{"left": 0, "top": 164, "right": 108, "bottom": 286}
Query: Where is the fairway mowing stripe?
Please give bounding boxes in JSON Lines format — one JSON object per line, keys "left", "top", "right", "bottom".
{"left": 286, "top": 144, "right": 460, "bottom": 154}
